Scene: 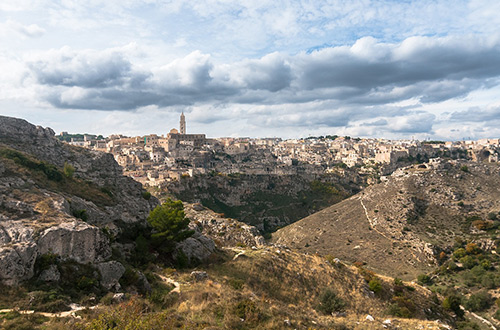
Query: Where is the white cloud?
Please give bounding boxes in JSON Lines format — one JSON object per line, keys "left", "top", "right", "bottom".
{"left": 2, "top": 1, "right": 500, "bottom": 139}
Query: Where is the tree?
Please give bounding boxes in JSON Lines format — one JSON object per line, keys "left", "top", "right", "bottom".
{"left": 147, "top": 199, "right": 194, "bottom": 252}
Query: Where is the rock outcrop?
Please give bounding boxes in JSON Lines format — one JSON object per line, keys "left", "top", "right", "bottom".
{"left": 175, "top": 232, "right": 216, "bottom": 264}
{"left": 184, "top": 203, "right": 265, "bottom": 248}
{"left": 0, "top": 115, "right": 158, "bottom": 286}
{"left": 38, "top": 221, "right": 111, "bottom": 264}
{"left": 0, "top": 242, "right": 37, "bottom": 285}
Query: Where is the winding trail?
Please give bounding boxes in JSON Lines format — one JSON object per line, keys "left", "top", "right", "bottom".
{"left": 464, "top": 309, "right": 497, "bottom": 330}
{"left": 359, "top": 195, "right": 423, "bottom": 263}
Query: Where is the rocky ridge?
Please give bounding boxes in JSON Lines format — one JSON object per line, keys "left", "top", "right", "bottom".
{"left": 0, "top": 115, "right": 161, "bottom": 286}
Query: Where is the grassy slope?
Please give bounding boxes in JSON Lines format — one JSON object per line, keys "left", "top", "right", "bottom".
{"left": 273, "top": 162, "right": 500, "bottom": 281}
{"left": 10, "top": 248, "right": 452, "bottom": 330}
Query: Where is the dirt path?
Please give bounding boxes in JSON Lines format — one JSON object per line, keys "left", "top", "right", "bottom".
{"left": 464, "top": 309, "right": 497, "bottom": 330}
{"left": 0, "top": 303, "right": 97, "bottom": 318}
{"left": 156, "top": 273, "right": 181, "bottom": 293}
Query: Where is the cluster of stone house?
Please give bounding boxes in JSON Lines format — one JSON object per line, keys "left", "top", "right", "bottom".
{"left": 62, "top": 113, "right": 500, "bottom": 187}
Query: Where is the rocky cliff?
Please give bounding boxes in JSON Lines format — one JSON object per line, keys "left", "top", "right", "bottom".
{"left": 165, "top": 171, "right": 362, "bottom": 232}
{"left": 0, "top": 115, "right": 158, "bottom": 286}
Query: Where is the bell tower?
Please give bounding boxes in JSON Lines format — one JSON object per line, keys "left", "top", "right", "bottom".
{"left": 180, "top": 112, "right": 186, "bottom": 134}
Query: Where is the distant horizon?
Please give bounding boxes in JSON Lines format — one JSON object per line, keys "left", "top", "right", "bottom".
{"left": 1, "top": 1, "right": 500, "bottom": 141}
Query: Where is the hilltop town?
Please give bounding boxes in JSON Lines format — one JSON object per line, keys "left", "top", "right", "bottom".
{"left": 60, "top": 113, "right": 500, "bottom": 188}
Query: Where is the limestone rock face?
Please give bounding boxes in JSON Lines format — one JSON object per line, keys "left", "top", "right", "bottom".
{"left": 97, "top": 261, "right": 125, "bottom": 291}
{"left": 175, "top": 232, "right": 216, "bottom": 263}
{"left": 38, "top": 221, "right": 111, "bottom": 264}
{"left": 0, "top": 221, "right": 34, "bottom": 244}
{"left": 0, "top": 242, "right": 38, "bottom": 285}
{"left": 0, "top": 115, "right": 160, "bottom": 286}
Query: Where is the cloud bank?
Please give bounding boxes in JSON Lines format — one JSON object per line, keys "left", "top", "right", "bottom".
{"left": 22, "top": 34, "right": 500, "bottom": 136}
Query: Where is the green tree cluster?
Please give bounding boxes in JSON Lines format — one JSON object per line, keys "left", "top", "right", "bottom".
{"left": 147, "top": 199, "right": 194, "bottom": 253}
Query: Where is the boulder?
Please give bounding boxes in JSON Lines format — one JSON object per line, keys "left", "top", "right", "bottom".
{"left": 175, "top": 232, "right": 215, "bottom": 264}
{"left": 38, "top": 220, "right": 111, "bottom": 264}
{"left": 0, "top": 242, "right": 38, "bottom": 285}
{"left": 190, "top": 270, "right": 208, "bottom": 281}
{"left": 97, "top": 261, "right": 125, "bottom": 291}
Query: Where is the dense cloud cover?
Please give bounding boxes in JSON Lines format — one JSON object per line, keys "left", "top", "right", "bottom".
{"left": 1, "top": 0, "right": 500, "bottom": 139}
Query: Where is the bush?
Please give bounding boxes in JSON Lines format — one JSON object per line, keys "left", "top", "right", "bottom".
{"left": 368, "top": 278, "right": 382, "bottom": 293}
{"left": 465, "top": 243, "right": 481, "bottom": 255}
{"left": 387, "top": 303, "right": 412, "bottom": 318}
{"left": 417, "top": 274, "right": 432, "bottom": 285}
{"left": 460, "top": 165, "right": 469, "bottom": 172}
{"left": 464, "top": 291, "right": 493, "bottom": 312}
{"left": 453, "top": 248, "right": 466, "bottom": 259}
{"left": 63, "top": 162, "right": 75, "bottom": 178}
{"left": 316, "top": 288, "right": 345, "bottom": 314}
{"left": 442, "top": 291, "right": 464, "bottom": 319}
{"left": 234, "top": 299, "right": 260, "bottom": 322}
{"left": 141, "top": 191, "right": 151, "bottom": 200}
{"left": 72, "top": 209, "right": 88, "bottom": 221}
{"left": 487, "top": 212, "right": 498, "bottom": 220}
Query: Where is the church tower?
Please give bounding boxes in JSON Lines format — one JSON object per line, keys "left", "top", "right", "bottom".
{"left": 180, "top": 112, "right": 186, "bottom": 134}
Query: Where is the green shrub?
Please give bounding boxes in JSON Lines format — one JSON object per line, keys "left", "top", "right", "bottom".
{"left": 34, "top": 253, "right": 58, "bottom": 273}
{"left": 456, "top": 320, "right": 480, "bottom": 330}
{"left": 148, "top": 282, "right": 175, "bottom": 308}
{"left": 459, "top": 255, "right": 477, "bottom": 269}
{"left": 453, "top": 248, "right": 466, "bottom": 259}
{"left": 228, "top": 278, "right": 245, "bottom": 290}
{"left": 417, "top": 274, "right": 432, "bottom": 285}
{"left": 386, "top": 303, "right": 412, "bottom": 318}
{"left": 460, "top": 165, "right": 469, "bottom": 172}
{"left": 488, "top": 212, "right": 498, "bottom": 220}
{"left": 368, "top": 278, "right": 382, "bottom": 293}
{"left": 234, "top": 299, "right": 260, "bottom": 322}
{"left": 141, "top": 191, "right": 151, "bottom": 200}
{"left": 442, "top": 292, "right": 464, "bottom": 318}
{"left": 147, "top": 199, "right": 194, "bottom": 253}
{"left": 464, "top": 291, "right": 493, "bottom": 312}
{"left": 316, "top": 288, "right": 345, "bottom": 315}
{"left": 63, "top": 162, "right": 75, "bottom": 178}
{"left": 72, "top": 209, "right": 88, "bottom": 221}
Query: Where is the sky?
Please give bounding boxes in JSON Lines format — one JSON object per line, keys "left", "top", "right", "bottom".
{"left": 1, "top": 0, "right": 500, "bottom": 140}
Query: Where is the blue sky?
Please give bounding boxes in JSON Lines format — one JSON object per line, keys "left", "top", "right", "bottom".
{"left": 1, "top": 0, "right": 500, "bottom": 140}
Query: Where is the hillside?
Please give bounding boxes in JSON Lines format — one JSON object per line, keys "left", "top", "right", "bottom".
{"left": 2, "top": 247, "right": 454, "bottom": 329}
{"left": 273, "top": 159, "right": 500, "bottom": 280}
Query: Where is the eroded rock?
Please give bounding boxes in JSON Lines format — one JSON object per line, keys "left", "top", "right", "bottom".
{"left": 175, "top": 232, "right": 215, "bottom": 264}
{"left": 38, "top": 220, "right": 111, "bottom": 264}
{"left": 0, "top": 242, "right": 38, "bottom": 285}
